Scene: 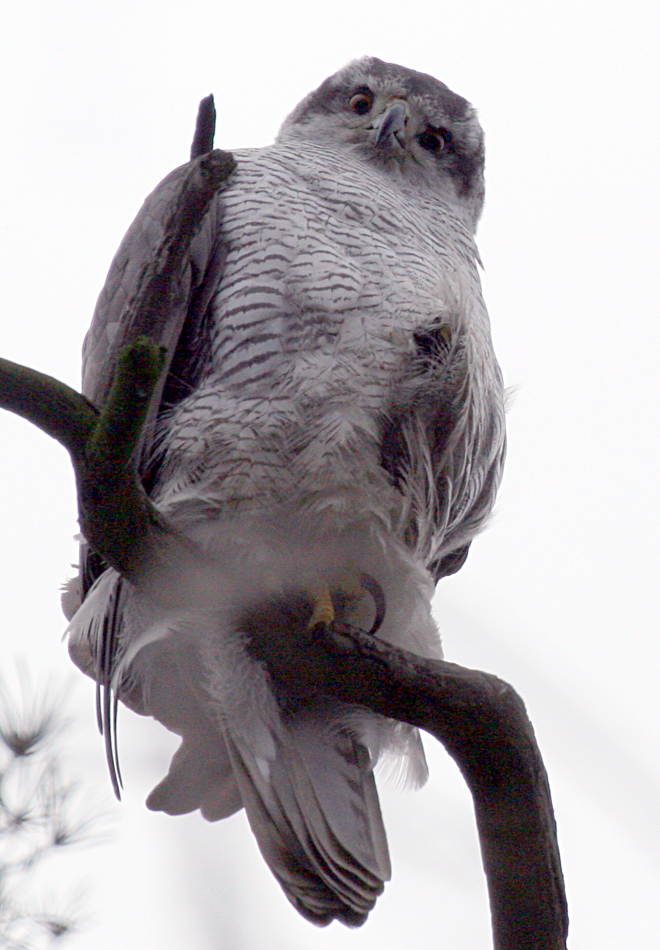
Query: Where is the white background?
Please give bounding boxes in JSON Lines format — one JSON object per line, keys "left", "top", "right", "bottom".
{"left": 1, "top": 1, "right": 658, "bottom": 947}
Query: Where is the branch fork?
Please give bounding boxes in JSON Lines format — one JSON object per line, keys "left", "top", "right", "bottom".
{"left": 0, "top": 96, "right": 568, "bottom": 950}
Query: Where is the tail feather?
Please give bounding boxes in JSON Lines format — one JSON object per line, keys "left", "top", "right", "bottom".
{"left": 67, "top": 571, "right": 397, "bottom": 926}
{"left": 269, "top": 753, "right": 378, "bottom": 919}
{"left": 287, "top": 719, "right": 391, "bottom": 881}
{"left": 226, "top": 733, "right": 346, "bottom": 925}
{"left": 127, "top": 641, "right": 244, "bottom": 820}
{"left": 146, "top": 735, "right": 242, "bottom": 820}
{"left": 226, "top": 712, "right": 390, "bottom": 927}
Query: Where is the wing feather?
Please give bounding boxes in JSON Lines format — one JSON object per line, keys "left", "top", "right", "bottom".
{"left": 380, "top": 313, "right": 506, "bottom": 581}
{"left": 78, "top": 161, "right": 229, "bottom": 595}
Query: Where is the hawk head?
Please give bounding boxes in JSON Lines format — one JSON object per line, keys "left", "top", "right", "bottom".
{"left": 277, "top": 56, "right": 485, "bottom": 230}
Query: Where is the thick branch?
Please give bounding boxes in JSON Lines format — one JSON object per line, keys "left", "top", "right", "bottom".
{"left": 244, "top": 605, "right": 568, "bottom": 950}
{"left": 0, "top": 340, "right": 179, "bottom": 584}
{"left": 76, "top": 339, "right": 178, "bottom": 581}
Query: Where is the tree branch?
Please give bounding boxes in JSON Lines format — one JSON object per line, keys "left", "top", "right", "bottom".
{"left": 0, "top": 358, "right": 98, "bottom": 457}
{"left": 88, "top": 146, "right": 235, "bottom": 412}
{"left": 0, "top": 340, "right": 176, "bottom": 585}
{"left": 0, "top": 142, "right": 235, "bottom": 590}
{"left": 190, "top": 93, "right": 216, "bottom": 159}
{"left": 243, "top": 604, "right": 568, "bottom": 949}
{"left": 0, "top": 96, "right": 569, "bottom": 950}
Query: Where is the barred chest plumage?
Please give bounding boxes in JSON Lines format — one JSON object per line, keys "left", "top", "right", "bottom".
{"left": 154, "top": 140, "right": 494, "bottom": 538}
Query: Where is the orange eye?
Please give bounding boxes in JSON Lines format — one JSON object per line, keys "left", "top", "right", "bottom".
{"left": 418, "top": 128, "right": 447, "bottom": 153}
{"left": 349, "top": 92, "right": 372, "bottom": 115}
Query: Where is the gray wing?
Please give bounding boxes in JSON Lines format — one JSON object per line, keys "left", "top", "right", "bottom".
{"left": 380, "top": 320, "right": 506, "bottom": 582}
{"left": 80, "top": 161, "right": 230, "bottom": 591}
{"left": 74, "top": 158, "right": 233, "bottom": 796}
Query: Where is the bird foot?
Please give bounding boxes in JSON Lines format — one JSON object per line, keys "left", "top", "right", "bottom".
{"left": 307, "top": 580, "right": 335, "bottom": 629}
{"left": 305, "top": 571, "right": 385, "bottom": 634}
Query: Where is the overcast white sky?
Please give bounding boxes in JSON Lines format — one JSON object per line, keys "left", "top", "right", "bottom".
{"left": 1, "top": 1, "right": 659, "bottom": 947}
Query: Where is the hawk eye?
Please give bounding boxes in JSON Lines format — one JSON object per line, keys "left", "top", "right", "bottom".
{"left": 418, "top": 128, "right": 448, "bottom": 153}
{"left": 349, "top": 92, "right": 373, "bottom": 115}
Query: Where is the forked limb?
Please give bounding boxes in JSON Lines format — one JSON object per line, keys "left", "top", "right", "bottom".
{"left": 0, "top": 98, "right": 568, "bottom": 950}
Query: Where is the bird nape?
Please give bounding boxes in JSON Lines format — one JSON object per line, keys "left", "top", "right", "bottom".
{"left": 65, "top": 56, "right": 506, "bottom": 927}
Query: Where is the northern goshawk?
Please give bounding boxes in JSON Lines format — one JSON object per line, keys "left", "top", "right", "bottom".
{"left": 66, "top": 56, "right": 506, "bottom": 926}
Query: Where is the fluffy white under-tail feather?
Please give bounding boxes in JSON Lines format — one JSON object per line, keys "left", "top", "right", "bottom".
{"left": 66, "top": 515, "right": 441, "bottom": 923}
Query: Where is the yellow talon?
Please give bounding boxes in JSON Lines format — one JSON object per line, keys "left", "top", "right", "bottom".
{"left": 307, "top": 580, "right": 335, "bottom": 629}
{"left": 304, "top": 570, "right": 385, "bottom": 634}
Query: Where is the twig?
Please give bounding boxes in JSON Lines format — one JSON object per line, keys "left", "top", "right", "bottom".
{"left": 190, "top": 94, "right": 216, "bottom": 159}
{"left": 87, "top": 147, "right": 235, "bottom": 414}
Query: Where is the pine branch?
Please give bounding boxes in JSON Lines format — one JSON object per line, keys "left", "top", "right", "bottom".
{"left": 0, "top": 674, "right": 110, "bottom": 949}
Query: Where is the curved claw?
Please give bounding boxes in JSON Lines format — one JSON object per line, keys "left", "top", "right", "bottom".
{"left": 358, "top": 572, "right": 386, "bottom": 635}
{"left": 305, "top": 573, "right": 386, "bottom": 635}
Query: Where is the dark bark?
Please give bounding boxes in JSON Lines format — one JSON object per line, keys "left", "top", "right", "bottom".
{"left": 0, "top": 341, "right": 174, "bottom": 584}
{"left": 0, "top": 96, "right": 569, "bottom": 950}
{"left": 244, "top": 603, "right": 568, "bottom": 949}
{"left": 190, "top": 93, "right": 217, "bottom": 159}
{"left": 88, "top": 147, "right": 235, "bottom": 410}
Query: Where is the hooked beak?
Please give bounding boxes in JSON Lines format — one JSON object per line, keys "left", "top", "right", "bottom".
{"left": 369, "top": 99, "right": 409, "bottom": 151}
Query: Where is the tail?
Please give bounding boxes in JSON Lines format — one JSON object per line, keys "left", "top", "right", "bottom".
{"left": 227, "top": 709, "right": 391, "bottom": 926}
{"left": 67, "top": 571, "right": 391, "bottom": 926}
